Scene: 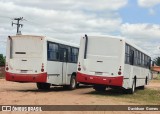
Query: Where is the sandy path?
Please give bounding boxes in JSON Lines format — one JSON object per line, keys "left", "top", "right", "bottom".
{"left": 0, "top": 79, "right": 160, "bottom": 114}
{"left": 0, "top": 79, "right": 131, "bottom": 105}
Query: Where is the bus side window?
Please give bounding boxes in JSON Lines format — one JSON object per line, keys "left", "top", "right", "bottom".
{"left": 144, "top": 55, "right": 147, "bottom": 68}
{"left": 59, "top": 48, "right": 67, "bottom": 62}
{"left": 135, "top": 50, "right": 138, "bottom": 65}
{"left": 130, "top": 50, "right": 134, "bottom": 65}
{"left": 56, "top": 52, "right": 59, "bottom": 59}
{"left": 59, "top": 44, "right": 67, "bottom": 62}
{"left": 138, "top": 51, "right": 140, "bottom": 65}
{"left": 125, "top": 44, "right": 130, "bottom": 64}
{"left": 47, "top": 42, "right": 59, "bottom": 61}
{"left": 148, "top": 57, "right": 151, "bottom": 69}
{"left": 66, "top": 46, "right": 71, "bottom": 62}
{"left": 71, "top": 48, "right": 79, "bottom": 63}
{"left": 125, "top": 44, "right": 127, "bottom": 63}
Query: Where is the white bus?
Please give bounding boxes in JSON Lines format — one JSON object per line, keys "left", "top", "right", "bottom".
{"left": 5, "top": 35, "right": 79, "bottom": 90}
{"left": 77, "top": 35, "right": 151, "bottom": 94}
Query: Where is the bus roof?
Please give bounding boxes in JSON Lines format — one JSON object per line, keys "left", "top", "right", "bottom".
{"left": 9, "top": 35, "right": 79, "bottom": 48}
{"left": 46, "top": 37, "right": 79, "bottom": 48}
{"left": 87, "top": 35, "right": 151, "bottom": 57}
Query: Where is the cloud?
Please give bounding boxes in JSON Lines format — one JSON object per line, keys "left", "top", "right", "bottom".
{"left": 0, "top": 0, "right": 126, "bottom": 34}
{"left": 121, "top": 23, "right": 160, "bottom": 58}
{"left": 138, "top": 0, "right": 160, "bottom": 8}
{"left": 1, "top": 0, "right": 128, "bottom": 11}
{"left": 149, "top": 8, "right": 156, "bottom": 15}
{"left": 0, "top": 0, "right": 126, "bottom": 31}
{"left": 121, "top": 23, "right": 160, "bottom": 39}
{"left": 0, "top": 0, "right": 128, "bottom": 55}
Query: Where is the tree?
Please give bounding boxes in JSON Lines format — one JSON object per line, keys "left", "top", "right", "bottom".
{"left": 154, "top": 57, "right": 160, "bottom": 66}
{"left": 0, "top": 54, "right": 5, "bottom": 66}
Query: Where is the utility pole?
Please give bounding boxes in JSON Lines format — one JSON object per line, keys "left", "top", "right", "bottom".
{"left": 12, "top": 17, "right": 24, "bottom": 35}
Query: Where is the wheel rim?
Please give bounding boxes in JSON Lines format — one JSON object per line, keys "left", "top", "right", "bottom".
{"left": 71, "top": 78, "right": 76, "bottom": 88}
{"left": 132, "top": 81, "right": 135, "bottom": 92}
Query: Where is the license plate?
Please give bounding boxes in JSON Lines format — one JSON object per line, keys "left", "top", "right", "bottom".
{"left": 20, "top": 70, "right": 27, "bottom": 73}
{"left": 95, "top": 72, "right": 102, "bottom": 75}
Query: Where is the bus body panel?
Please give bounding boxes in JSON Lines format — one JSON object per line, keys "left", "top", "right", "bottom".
{"left": 6, "top": 36, "right": 44, "bottom": 74}
{"left": 77, "top": 72, "right": 123, "bottom": 86}
{"left": 46, "top": 61, "right": 63, "bottom": 85}
{"left": 79, "top": 36, "right": 124, "bottom": 76}
{"left": 6, "top": 72, "right": 47, "bottom": 82}
{"left": 6, "top": 35, "right": 79, "bottom": 86}
{"left": 45, "top": 38, "right": 78, "bottom": 85}
{"left": 46, "top": 62, "right": 77, "bottom": 85}
{"left": 77, "top": 35, "right": 151, "bottom": 89}
{"left": 123, "top": 64, "right": 151, "bottom": 89}
{"left": 77, "top": 36, "right": 125, "bottom": 87}
{"left": 65, "top": 63, "right": 77, "bottom": 84}
{"left": 6, "top": 36, "right": 45, "bottom": 82}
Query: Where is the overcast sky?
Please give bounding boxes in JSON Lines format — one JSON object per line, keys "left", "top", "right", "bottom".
{"left": 0, "top": 0, "right": 160, "bottom": 58}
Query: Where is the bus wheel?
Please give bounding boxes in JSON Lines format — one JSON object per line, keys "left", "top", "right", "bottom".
{"left": 76, "top": 83, "right": 80, "bottom": 88}
{"left": 128, "top": 79, "right": 136, "bottom": 94}
{"left": 145, "top": 77, "right": 148, "bottom": 85}
{"left": 68, "top": 75, "right": 77, "bottom": 90}
{"left": 36, "top": 83, "right": 51, "bottom": 90}
{"left": 93, "top": 85, "right": 106, "bottom": 92}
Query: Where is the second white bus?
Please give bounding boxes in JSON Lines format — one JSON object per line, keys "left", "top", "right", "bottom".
{"left": 77, "top": 35, "right": 151, "bottom": 94}
{"left": 5, "top": 35, "right": 79, "bottom": 90}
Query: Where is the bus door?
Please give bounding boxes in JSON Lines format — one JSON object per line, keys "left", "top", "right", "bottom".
{"left": 59, "top": 48, "right": 68, "bottom": 84}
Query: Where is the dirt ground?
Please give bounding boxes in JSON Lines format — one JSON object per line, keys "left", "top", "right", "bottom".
{"left": 0, "top": 79, "right": 160, "bottom": 114}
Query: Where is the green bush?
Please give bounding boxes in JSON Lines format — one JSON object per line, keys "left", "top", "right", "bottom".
{"left": 0, "top": 54, "right": 5, "bottom": 67}
{"left": 154, "top": 57, "right": 160, "bottom": 66}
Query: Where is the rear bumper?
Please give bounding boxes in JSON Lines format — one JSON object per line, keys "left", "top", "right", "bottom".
{"left": 5, "top": 72, "right": 47, "bottom": 83}
{"left": 76, "top": 72, "right": 123, "bottom": 87}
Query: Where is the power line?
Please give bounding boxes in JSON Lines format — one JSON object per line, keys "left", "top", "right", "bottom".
{"left": 0, "top": 15, "right": 13, "bottom": 20}
{"left": 0, "top": 16, "right": 63, "bottom": 34}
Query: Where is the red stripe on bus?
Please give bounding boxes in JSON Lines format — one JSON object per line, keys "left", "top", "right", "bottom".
{"left": 5, "top": 72, "right": 47, "bottom": 83}
{"left": 76, "top": 72, "right": 123, "bottom": 86}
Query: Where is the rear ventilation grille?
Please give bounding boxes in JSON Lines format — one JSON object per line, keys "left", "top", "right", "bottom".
{"left": 15, "top": 52, "right": 26, "bottom": 54}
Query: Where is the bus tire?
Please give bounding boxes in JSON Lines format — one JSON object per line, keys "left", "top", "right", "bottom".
{"left": 138, "top": 77, "right": 148, "bottom": 90}
{"left": 145, "top": 77, "right": 148, "bottom": 85}
{"left": 36, "top": 83, "right": 50, "bottom": 90}
{"left": 68, "top": 75, "right": 77, "bottom": 90}
{"left": 76, "top": 83, "right": 80, "bottom": 88}
{"left": 128, "top": 79, "right": 136, "bottom": 94}
{"left": 138, "top": 85, "right": 144, "bottom": 89}
{"left": 93, "top": 85, "right": 106, "bottom": 92}
{"left": 63, "top": 85, "right": 68, "bottom": 89}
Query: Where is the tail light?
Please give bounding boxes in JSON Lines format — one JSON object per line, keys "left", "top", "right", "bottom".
{"left": 78, "top": 62, "right": 81, "bottom": 71}
{"left": 118, "top": 66, "right": 122, "bottom": 75}
{"left": 6, "top": 63, "right": 9, "bottom": 71}
{"left": 41, "top": 63, "right": 44, "bottom": 72}
{"left": 118, "top": 71, "right": 121, "bottom": 75}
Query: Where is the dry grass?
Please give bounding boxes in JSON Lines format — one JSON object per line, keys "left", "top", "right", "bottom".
{"left": 151, "top": 79, "right": 160, "bottom": 83}
{"left": 119, "top": 88, "right": 160, "bottom": 104}
{"left": 88, "top": 88, "right": 160, "bottom": 105}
